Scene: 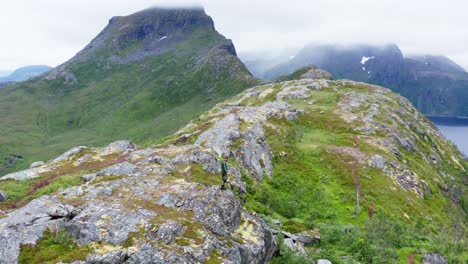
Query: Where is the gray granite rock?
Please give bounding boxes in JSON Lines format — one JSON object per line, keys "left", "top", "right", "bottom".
{"left": 0, "top": 196, "right": 74, "bottom": 263}
{"left": 192, "top": 186, "right": 242, "bottom": 236}
{"left": 172, "top": 150, "right": 219, "bottom": 174}
{"left": 65, "top": 202, "right": 156, "bottom": 246}
{"left": 81, "top": 173, "right": 97, "bottom": 182}
{"left": 155, "top": 220, "right": 185, "bottom": 244}
{"left": 195, "top": 114, "right": 240, "bottom": 157}
{"left": 370, "top": 155, "right": 386, "bottom": 169}
{"left": 49, "top": 146, "right": 88, "bottom": 163}
{"left": 30, "top": 161, "right": 45, "bottom": 168}
{"left": 423, "top": 253, "right": 447, "bottom": 264}
{"left": 0, "top": 168, "right": 40, "bottom": 181}
{"left": 97, "top": 140, "right": 135, "bottom": 156}
{"left": 87, "top": 250, "right": 127, "bottom": 264}
{"left": 96, "top": 162, "right": 137, "bottom": 177}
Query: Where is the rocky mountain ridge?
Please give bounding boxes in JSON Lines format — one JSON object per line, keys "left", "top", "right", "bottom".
{"left": 1, "top": 67, "right": 465, "bottom": 263}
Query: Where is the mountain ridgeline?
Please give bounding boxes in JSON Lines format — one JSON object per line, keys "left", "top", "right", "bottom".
{"left": 0, "top": 7, "right": 467, "bottom": 264}
{"left": 0, "top": 7, "right": 257, "bottom": 175}
{"left": 0, "top": 66, "right": 466, "bottom": 263}
{"left": 248, "top": 44, "right": 468, "bottom": 117}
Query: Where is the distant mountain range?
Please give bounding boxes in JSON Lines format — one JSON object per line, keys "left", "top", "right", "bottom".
{"left": 0, "top": 65, "right": 52, "bottom": 83}
{"left": 243, "top": 44, "right": 468, "bottom": 117}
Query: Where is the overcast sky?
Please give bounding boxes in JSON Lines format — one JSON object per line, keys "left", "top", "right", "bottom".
{"left": 1, "top": 0, "right": 467, "bottom": 70}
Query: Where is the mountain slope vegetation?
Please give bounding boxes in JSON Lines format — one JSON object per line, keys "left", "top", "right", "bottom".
{"left": 0, "top": 8, "right": 257, "bottom": 175}
{"left": 0, "top": 67, "right": 465, "bottom": 264}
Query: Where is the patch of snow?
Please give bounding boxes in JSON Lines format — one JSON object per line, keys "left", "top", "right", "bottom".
{"left": 360, "top": 56, "right": 375, "bottom": 65}
{"left": 289, "top": 55, "right": 295, "bottom": 60}
{"left": 159, "top": 36, "right": 168, "bottom": 41}
{"left": 362, "top": 67, "right": 366, "bottom": 71}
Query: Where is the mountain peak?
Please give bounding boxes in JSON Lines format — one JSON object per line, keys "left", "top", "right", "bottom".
{"left": 46, "top": 7, "right": 234, "bottom": 83}
{"left": 107, "top": 7, "right": 215, "bottom": 35}
{"left": 81, "top": 7, "right": 217, "bottom": 60}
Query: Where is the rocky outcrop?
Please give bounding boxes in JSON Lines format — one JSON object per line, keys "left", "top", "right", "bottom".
{"left": 97, "top": 140, "right": 135, "bottom": 156}
{"left": 29, "top": 161, "right": 45, "bottom": 168}
{"left": 0, "top": 73, "right": 463, "bottom": 263}
{"left": 0, "top": 196, "right": 76, "bottom": 263}
{"left": 423, "top": 253, "right": 447, "bottom": 264}
{"left": 0, "top": 168, "right": 41, "bottom": 181}
{"left": 298, "top": 65, "right": 333, "bottom": 80}
{"left": 65, "top": 202, "right": 155, "bottom": 246}
{"left": 48, "top": 146, "right": 88, "bottom": 163}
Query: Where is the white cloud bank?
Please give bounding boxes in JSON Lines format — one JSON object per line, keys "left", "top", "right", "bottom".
{"left": 1, "top": 0, "right": 467, "bottom": 70}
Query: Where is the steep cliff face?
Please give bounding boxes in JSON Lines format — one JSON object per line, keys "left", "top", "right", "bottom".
{"left": 0, "top": 7, "right": 257, "bottom": 176}
{"left": 0, "top": 68, "right": 465, "bottom": 263}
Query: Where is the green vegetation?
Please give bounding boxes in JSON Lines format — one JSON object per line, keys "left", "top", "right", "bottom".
{"left": 18, "top": 228, "right": 91, "bottom": 264}
{"left": 236, "top": 80, "right": 468, "bottom": 263}
{"left": 0, "top": 173, "right": 82, "bottom": 212}
{"left": 0, "top": 13, "right": 257, "bottom": 176}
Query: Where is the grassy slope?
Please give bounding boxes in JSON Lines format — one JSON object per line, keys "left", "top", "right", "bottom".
{"left": 244, "top": 84, "right": 466, "bottom": 263}
{"left": 0, "top": 28, "right": 257, "bottom": 175}
{"left": 3, "top": 78, "right": 466, "bottom": 263}
{"left": 174, "top": 77, "right": 466, "bottom": 263}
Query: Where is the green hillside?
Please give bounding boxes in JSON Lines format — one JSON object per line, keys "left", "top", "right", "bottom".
{"left": 0, "top": 67, "right": 466, "bottom": 263}
{"left": 169, "top": 69, "right": 467, "bottom": 263}
{"left": 0, "top": 8, "right": 257, "bottom": 175}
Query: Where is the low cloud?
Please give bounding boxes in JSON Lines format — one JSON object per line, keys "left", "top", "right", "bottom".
{"left": 1, "top": 0, "right": 467, "bottom": 70}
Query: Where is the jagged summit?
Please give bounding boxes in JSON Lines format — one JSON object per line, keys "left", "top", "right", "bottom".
{"left": 48, "top": 7, "right": 232, "bottom": 80}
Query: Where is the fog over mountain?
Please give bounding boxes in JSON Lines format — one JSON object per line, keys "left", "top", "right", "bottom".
{"left": 1, "top": 0, "right": 468, "bottom": 70}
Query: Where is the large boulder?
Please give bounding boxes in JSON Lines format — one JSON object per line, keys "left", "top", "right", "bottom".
{"left": 95, "top": 161, "right": 137, "bottom": 177}
{"left": 0, "top": 196, "right": 76, "bottom": 263}
{"left": 97, "top": 140, "right": 135, "bottom": 156}
{"left": 0, "top": 168, "right": 40, "bottom": 181}
{"left": 30, "top": 161, "right": 45, "bottom": 168}
{"left": 191, "top": 186, "right": 242, "bottom": 236}
{"left": 155, "top": 220, "right": 185, "bottom": 244}
{"left": 65, "top": 202, "right": 155, "bottom": 246}
{"left": 48, "top": 146, "right": 88, "bottom": 163}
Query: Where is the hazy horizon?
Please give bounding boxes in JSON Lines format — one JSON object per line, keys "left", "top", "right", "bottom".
{"left": 1, "top": 0, "right": 467, "bottom": 71}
